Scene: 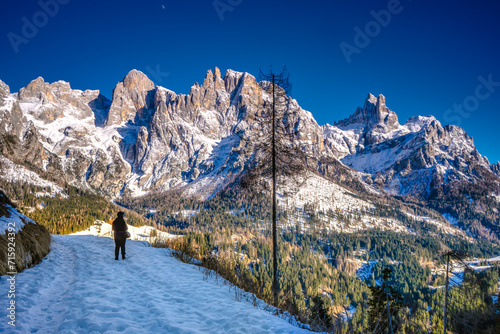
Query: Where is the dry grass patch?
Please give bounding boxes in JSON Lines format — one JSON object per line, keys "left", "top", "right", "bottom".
{"left": 0, "top": 223, "right": 51, "bottom": 276}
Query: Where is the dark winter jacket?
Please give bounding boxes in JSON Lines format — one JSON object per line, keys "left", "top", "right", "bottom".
{"left": 112, "top": 216, "right": 128, "bottom": 240}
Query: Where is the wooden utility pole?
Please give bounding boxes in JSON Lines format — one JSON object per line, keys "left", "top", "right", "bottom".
{"left": 271, "top": 73, "right": 278, "bottom": 307}
{"left": 443, "top": 252, "right": 450, "bottom": 334}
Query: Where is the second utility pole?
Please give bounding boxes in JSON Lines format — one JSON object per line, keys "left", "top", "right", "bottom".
{"left": 443, "top": 252, "right": 450, "bottom": 334}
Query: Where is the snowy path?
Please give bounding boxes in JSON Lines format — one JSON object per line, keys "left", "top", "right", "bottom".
{"left": 0, "top": 235, "right": 309, "bottom": 333}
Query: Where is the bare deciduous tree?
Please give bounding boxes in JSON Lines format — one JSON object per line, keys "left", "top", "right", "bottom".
{"left": 238, "top": 66, "right": 307, "bottom": 306}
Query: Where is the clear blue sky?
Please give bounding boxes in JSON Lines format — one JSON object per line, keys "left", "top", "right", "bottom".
{"left": 1, "top": 0, "right": 499, "bottom": 163}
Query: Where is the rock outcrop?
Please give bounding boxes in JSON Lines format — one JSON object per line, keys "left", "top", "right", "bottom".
{"left": 106, "top": 70, "right": 155, "bottom": 126}
{"left": 0, "top": 80, "right": 9, "bottom": 108}
{"left": 492, "top": 162, "right": 500, "bottom": 177}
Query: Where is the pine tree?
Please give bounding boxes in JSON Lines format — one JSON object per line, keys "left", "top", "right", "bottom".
{"left": 368, "top": 267, "right": 403, "bottom": 333}
{"left": 309, "top": 294, "right": 333, "bottom": 332}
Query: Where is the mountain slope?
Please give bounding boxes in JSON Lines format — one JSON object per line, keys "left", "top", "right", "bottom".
{"left": 0, "top": 234, "right": 309, "bottom": 333}
{"left": 0, "top": 69, "right": 499, "bottom": 241}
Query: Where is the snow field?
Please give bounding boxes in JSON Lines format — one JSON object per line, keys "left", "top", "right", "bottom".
{"left": 0, "top": 235, "right": 309, "bottom": 333}
{"left": 273, "top": 172, "right": 465, "bottom": 237}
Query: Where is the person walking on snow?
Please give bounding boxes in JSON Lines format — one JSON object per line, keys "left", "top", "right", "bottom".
{"left": 112, "top": 211, "right": 128, "bottom": 260}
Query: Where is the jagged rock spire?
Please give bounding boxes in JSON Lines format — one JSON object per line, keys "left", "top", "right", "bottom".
{"left": 338, "top": 93, "right": 399, "bottom": 128}
{"left": 106, "top": 70, "right": 155, "bottom": 126}
{"left": 0, "top": 79, "right": 10, "bottom": 108}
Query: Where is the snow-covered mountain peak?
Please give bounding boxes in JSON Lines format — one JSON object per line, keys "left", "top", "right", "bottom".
{"left": 223, "top": 68, "right": 244, "bottom": 80}
{"left": 404, "top": 115, "right": 436, "bottom": 132}
{"left": 122, "top": 69, "right": 154, "bottom": 90}
{"left": 1, "top": 69, "right": 500, "bottom": 247}
{"left": 338, "top": 93, "right": 399, "bottom": 130}
{"left": 366, "top": 92, "right": 378, "bottom": 104}
{"left": 154, "top": 86, "right": 178, "bottom": 107}
{"left": 222, "top": 69, "right": 243, "bottom": 93}
{"left": 198, "top": 67, "right": 226, "bottom": 97}
{"left": 0, "top": 79, "right": 10, "bottom": 97}
{"left": 18, "top": 76, "right": 49, "bottom": 100}
{"left": 331, "top": 93, "right": 402, "bottom": 150}
{"left": 14, "top": 77, "right": 108, "bottom": 127}
{"left": 105, "top": 70, "right": 155, "bottom": 126}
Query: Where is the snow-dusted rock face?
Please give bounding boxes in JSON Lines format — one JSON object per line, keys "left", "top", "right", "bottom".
{"left": 0, "top": 75, "right": 127, "bottom": 195}
{"left": 0, "top": 68, "right": 320, "bottom": 197}
{"left": 1, "top": 68, "right": 500, "bottom": 240}
{"left": 0, "top": 85, "right": 23, "bottom": 138}
{"left": 0, "top": 80, "right": 54, "bottom": 175}
{"left": 111, "top": 68, "right": 327, "bottom": 197}
{"left": 335, "top": 94, "right": 400, "bottom": 146}
{"left": 321, "top": 93, "right": 498, "bottom": 199}
{"left": 0, "top": 69, "right": 499, "bottom": 206}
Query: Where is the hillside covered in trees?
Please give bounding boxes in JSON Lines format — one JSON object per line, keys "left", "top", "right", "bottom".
{"left": 1, "top": 176, "right": 499, "bottom": 332}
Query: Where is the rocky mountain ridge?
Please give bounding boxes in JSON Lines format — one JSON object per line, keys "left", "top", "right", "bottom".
{"left": 0, "top": 68, "right": 499, "bottom": 240}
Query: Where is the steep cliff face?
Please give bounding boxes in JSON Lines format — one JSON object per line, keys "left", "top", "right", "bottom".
{"left": 319, "top": 93, "right": 497, "bottom": 201}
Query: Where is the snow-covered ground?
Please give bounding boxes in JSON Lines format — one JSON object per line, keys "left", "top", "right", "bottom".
{"left": 269, "top": 172, "right": 468, "bottom": 237}
{"left": 431, "top": 255, "right": 500, "bottom": 287}
{"left": 73, "top": 221, "right": 179, "bottom": 243}
{"left": 0, "top": 198, "right": 34, "bottom": 235}
{"left": 356, "top": 260, "right": 378, "bottom": 282}
{"left": 487, "top": 256, "right": 500, "bottom": 263}
{"left": 0, "top": 234, "right": 309, "bottom": 333}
